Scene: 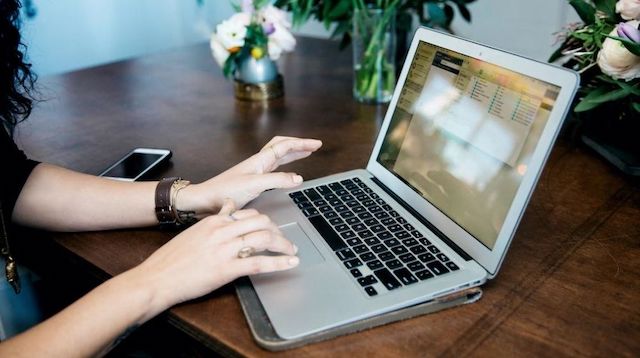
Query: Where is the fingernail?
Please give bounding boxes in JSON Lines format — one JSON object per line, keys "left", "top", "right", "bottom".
{"left": 288, "top": 257, "right": 300, "bottom": 266}
{"left": 293, "top": 175, "right": 303, "bottom": 183}
{"left": 293, "top": 244, "right": 299, "bottom": 254}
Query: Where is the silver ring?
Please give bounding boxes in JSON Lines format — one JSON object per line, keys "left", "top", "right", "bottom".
{"left": 237, "top": 246, "right": 256, "bottom": 259}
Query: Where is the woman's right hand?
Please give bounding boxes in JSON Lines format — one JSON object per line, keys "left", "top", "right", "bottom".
{"left": 134, "top": 200, "right": 299, "bottom": 316}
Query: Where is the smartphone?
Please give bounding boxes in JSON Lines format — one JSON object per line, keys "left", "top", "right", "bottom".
{"left": 99, "top": 148, "right": 172, "bottom": 181}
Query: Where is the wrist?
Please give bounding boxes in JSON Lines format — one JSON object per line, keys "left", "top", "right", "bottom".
{"left": 174, "top": 183, "right": 220, "bottom": 219}
{"left": 105, "top": 267, "right": 167, "bottom": 324}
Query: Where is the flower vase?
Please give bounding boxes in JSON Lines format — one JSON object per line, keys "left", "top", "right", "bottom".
{"left": 234, "top": 55, "right": 284, "bottom": 101}
{"left": 352, "top": 7, "right": 397, "bottom": 104}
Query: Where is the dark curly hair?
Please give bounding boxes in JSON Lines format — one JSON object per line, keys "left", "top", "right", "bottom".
{"left": 0, "top": 0, "right": 37, "bottom": 136}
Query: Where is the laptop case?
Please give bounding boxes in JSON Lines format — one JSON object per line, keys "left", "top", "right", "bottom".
{"left": 235, "top": 277, "right": 482, "bottom": 351}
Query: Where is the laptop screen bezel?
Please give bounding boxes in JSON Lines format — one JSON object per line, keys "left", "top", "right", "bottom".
{"left": 366, "top": 27, "right": 579, "bottom": 276}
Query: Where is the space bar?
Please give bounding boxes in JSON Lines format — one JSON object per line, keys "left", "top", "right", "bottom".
{"left": 308, "top": 215, "right": 346, "bottom": 251}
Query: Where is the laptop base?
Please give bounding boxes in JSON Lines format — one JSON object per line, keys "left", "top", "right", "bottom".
{"left": 235, "top": 278, "right": 482, "bottom": 351}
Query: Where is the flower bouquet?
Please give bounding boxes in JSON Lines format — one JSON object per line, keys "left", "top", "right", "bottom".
{"left": 210, "top": 0, "right": 296, "bottom": 85}
{"left": 550, "top": 0, "right": 639, "bottom": 174}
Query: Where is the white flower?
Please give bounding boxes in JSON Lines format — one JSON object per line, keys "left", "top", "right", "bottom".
{"left": 260, "top": 5, "right": 292, "bottom": 29}
{"left": 597, "top": 21, "right": 640, "bottom": 81}
{"left": 267, "top": 23, "right": 296, "bottom": 60}
{"left": 616, "top": 0, "right": 640, "bottom": 20}
{"left": 210, "top": 33, "right": 229, "bottom": 67}
{"left": 216, "top": 13, "right": 251, "bottom": 50}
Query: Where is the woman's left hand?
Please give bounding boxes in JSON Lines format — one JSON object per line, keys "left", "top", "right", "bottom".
{"left": 178, "top": 136, "right": 322, "bottom": 218}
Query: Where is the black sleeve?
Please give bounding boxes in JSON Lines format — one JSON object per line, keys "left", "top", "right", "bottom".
{"left": 1, "top": 128, "right": 40, "bottom": 218}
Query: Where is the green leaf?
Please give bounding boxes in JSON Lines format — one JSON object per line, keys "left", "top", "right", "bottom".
{"left": 606, "top": 35, "right": 640, "bottom": 56}
{"left": 569, "top": 0, "right": 596, "bottom": 25}
{"left": 456, "top": 3, "right": 471, "bottom": 22}
{"left": 574, "top": 86, "right": 632, "bottom": 112}
{"left": 444, "top": 4, "right": 455, "bottom": 27}
{"left": 548, "top": 45, "right": 565, "bottom": 63}
{"left": 632, "top": 102, "right": 640, "bottom": 112}
{"left": 427, "top": 3, "right": 447, "bottom": 27}
{"left": 328, "top": 1, "right": 351, "bottom": 19}
{"left": 593, "top": 0, "right": 617, "bottom": 20}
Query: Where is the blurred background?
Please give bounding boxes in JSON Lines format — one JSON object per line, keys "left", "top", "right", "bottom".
{"left": 20, "top": 0, "right": 581, "bottom": 76}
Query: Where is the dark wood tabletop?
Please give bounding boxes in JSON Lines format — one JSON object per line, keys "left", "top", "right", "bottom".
{"left": 15, "top": 37, "right": 640, "bottom": 357}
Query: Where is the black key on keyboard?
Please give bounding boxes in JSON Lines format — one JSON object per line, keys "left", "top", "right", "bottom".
{"left": 364, "top": 237, "right": 380, "bottom": 246}
{"left": 402, "top": 238, "right": 418, "bottom": 247}
{"left": 399, "top": 253, "right": 416, "bottom": 263}
{"left": 367, "top": 260, "right": 384, "bottom": 270}
{"left": 416, "top": 269, "right": 434, "bottom": 280}
{"left": 363, "top": 200, "right": 375, "bottom": 207}
{"left": 396, "top": 231, "right": 411, "bottom": 240}
{"left": 381, "top": 218, "right": 395, "bottom": 226}
{"left": 386, "top": 259, "right": 403, "bottom": 270}
{"left": 353, "top": 244, "right": 369, "bottom": 254}
{"left": 371, "top": 224, "right": 386, "bottom": 233}
{"left": 340, "top": 179, "right": 354, "bottom": 186}
{"left": 371, "top": 244, "right": 387, "bottom": 253}
{"left": 303, "top": 208, "right": 319, "bottom": 217}
{"left": 418, "top": 253, "right": 436, "bottom": 263}
{"left": 353, "top": 177, "right": 362, "bottom": 183}
{"left": 388, "top": 224, "right": 402, "bottom": 232}
{"left": 403, "top": 223, "right": 414, "bottom": 231}
{"left": 369, "top": 205, "right": 383, "bottom": 213}
{"left": 352, "top": 189, "right": 364, "bottom": 195}
{"left": 346, "top": 217, "right": 361, "bottom": 225}
{"left": 335, "top": 205, "right": 348, "bottom": 213}
{"left": 298, "top": 201, "right": 313, "bottom": 210}
{"left": 374, "top": 268, "right": 402, "bottom": 290}
{"left": 357, "top": 275, "right": 378, "bottom": 287}
{"left": 410, "top": 245, "right": 428, "bottom": 255}
{"left": 313, "top": 199, "right": 327, "bottom": 207}
{"left": 436, "top": 253, "right": 450, "bottom": 262}
{"left": 389, "top": 210, "right": 399, "bottom": 217}
{"left": 427, "top": 245, "right": 440, "bottom": 254}
{"left": 364, "top": 286, "right": 378, "bottom": 297}
{"left": 335, "top": 224, "right": 349, "bottom": 232}
{"left": 364, "top": 218, "right": 378, "bottom": 226}
{"left": 384, "top": 238, "right": 401, "bottom": 247}
{"left": 359, "top": 230, "right": 374, "bottom": 238}
{"left": 319, "top": 206, "right": 333, "bottom": 213}
{"left": 340, "top": 231, "right": 356, "bottom": 239}
{"left": 292, "top": 196, "right": 308, "bottom": 204}
{"left": 344, "top": 258, "right": 362, "bottom": 269}
{"left": 391, "top": 246, "right": 408, "bottom": 255}
{"left": 377, "top": 231, "right": 393, "bottom": 240}
{"left": 382, "top": 204, "right": 392, "bottom": 211}
{"left": 346, "top": 238, "right": 362, "bottom": 246}
{"left": 317, "top": 185, "right": 332, "bottom": 195}
{"left": 358, "top": 212, "right": 374, "bottom": 219}
{"left": 445, "top": 262, "right": 460, "bottom": 271}
{"left": 329, "top": 199, "right": 342, "bottom": 206}
{"left": 289, "top": 191, "right": 304, "bottom": 199}
{"left": 325, "top": 193, "right": 338, "bottom": 201}
{"left": 340, "top": 211, "right": 355, "bottom": 218}
{"left": 329, "top": 217, "right": 343, "bottom": 225}
{"left": 355, "top": 194, "right": 368, "bottom": 201}
{"left": 336, "top": 189, "right": 348, "bottom": 196}
{"left": 350, "top": 268, "right": 363, "bottom": 278}
{"left": 376, "top": 199, "right": 386, "bottom": 206}
{"left": 308, "top": 215, "right": 346, "bottom": 251}
{"left": 407, "top": 261, "right": 425, "bottom": 272}
{"left": 413, "top": 231, "right": 425, "bottom": 238}
{"left": 397, "top": 217, "right": 408, "bottom": 224}
{"left": 329, "top": 182, "right": 344, "bottom": 191}
{"left": 369, "top": 192, "right": 379, "bottom": 199}
{"left": 418, "top": 238, "right": 431, "bottom": 246}
{"left": 352, "top": 223, "right": 366, "bottom": 232}
{"left": 336, "top": 248, "right": 355, "bottom": 261}
{"left": 304, "top": 188, "right": 321, "bottom": 201}
{"left": 324, "top": 211, "right": 338, "bottom": 219}
{"left": 426, "top": 261, "right": 450, "bottom": 275}
{"left": 353, "top": 206, "right": 367, "bottom": 214}
{"left": 374, "top": 212, "right": 389, "bottom": 219}
{"left": 394, "top": 268, "right": 418, "bottom": 285}
{"left": 360, "top": 252, "right": 376, "bottom": 262}
{"left": 378, "top": 251, "right": 395, "bottom": 261}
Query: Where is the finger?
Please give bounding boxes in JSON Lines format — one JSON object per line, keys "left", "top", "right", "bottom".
{"left": 234, "top": 255, "right": 300, "bottom": 276}
{"left": 267, "top": 138, "right": 322, "bottom": 162}
{"left": 228, "top": 208, "right": 260, "bottom": 221}
{"left": 242, "top": 172, "right": 303, "bottom": 197}
{"left": 218, "top": 214, "right": 281, "bottom": 239}
{"left": 237, "top": 230, "right": 297, "bottom": 256}
{"left": 218, "top": 198, "right": 236, "bottom": 216}
{"left": 276, "top": 151, "right": 314, "bottom": 166}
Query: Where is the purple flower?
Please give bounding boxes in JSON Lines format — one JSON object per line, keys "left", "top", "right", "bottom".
{"left": 617, "top": 22, "right": 640, "bottom": 44}
{"left": 262, "top": 22, "right": 275, "bottom": 35}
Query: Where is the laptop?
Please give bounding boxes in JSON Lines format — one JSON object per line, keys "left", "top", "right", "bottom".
{"left": 248, "top": 27, "right": 579, "bottom": 340}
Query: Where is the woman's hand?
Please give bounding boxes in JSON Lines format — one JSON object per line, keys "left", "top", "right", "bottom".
{"left": 135, "top": 200, "right": 299, "bottom": 314}
{"left": 178, "top": 136, "right": 322, "bottom": 218}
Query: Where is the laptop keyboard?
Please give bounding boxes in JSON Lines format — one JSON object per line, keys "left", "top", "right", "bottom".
{"left": 288, "top": 177, "right": 459, "bottom": 297}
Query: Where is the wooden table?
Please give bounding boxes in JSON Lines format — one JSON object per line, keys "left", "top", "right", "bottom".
{"left": 15, "top": 37, "right": 640, "bottom": 357}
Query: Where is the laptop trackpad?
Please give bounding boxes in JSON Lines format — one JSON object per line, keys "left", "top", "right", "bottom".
{"left": 280, "top": 222, "right": 325, "bottom": 269}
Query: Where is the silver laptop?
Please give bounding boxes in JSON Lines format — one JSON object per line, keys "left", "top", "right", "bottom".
{"left": 248, "top": 27, "right": 579, "bottom": 340}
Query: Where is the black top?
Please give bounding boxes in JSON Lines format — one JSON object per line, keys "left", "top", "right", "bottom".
{"left": 1, "top": 128, "right": 39, "bottom": 218}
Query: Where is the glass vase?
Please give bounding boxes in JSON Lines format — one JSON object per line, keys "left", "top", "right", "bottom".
{"left": 352, "top": 7, "right": 397, "bottom": 104}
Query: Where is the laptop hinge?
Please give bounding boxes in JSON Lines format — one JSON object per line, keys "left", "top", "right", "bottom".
{"left": 370, "top": 177, "right": 473, "bottom": 261}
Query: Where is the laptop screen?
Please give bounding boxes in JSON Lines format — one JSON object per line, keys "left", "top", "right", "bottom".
{"left": 377, "top": 41, "right": 561, "bottom": 250}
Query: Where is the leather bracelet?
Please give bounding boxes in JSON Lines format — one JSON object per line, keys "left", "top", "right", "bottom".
{"left": 171, "top": 180, "right": 198, "bottom": 226}
{"left": 155, "top": 177, "right": 179, "bottom": 225}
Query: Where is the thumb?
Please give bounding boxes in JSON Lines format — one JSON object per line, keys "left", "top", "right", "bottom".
{"left": 245, "top": 172, "right": 304, "bottom": 195}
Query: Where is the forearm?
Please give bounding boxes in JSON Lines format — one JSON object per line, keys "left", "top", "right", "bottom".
{"left": 0, "top": 267, "right": 163, "bottom": 358}
{"left": 12, "top": 163, "right": 159, "bottom": 231}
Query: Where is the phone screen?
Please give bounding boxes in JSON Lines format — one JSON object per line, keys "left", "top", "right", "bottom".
{"left": 102, "top": 152, "right": 165, "bottom": 179}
